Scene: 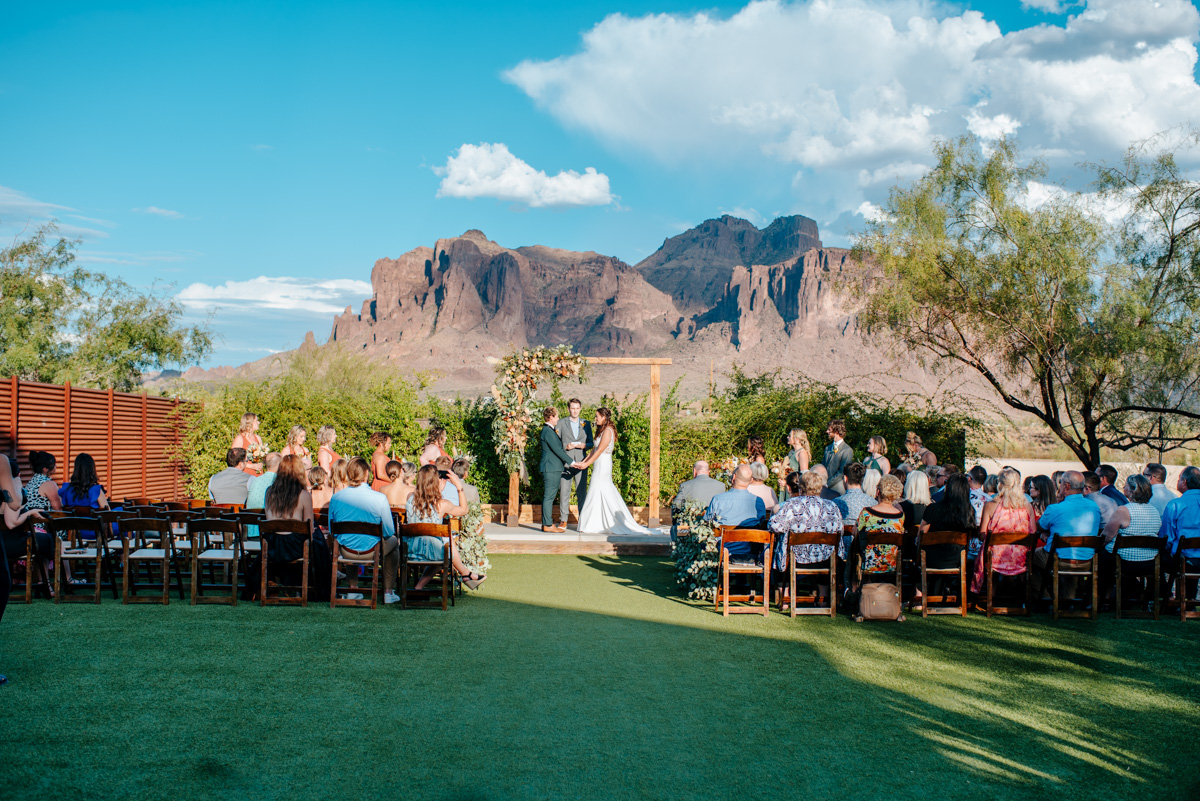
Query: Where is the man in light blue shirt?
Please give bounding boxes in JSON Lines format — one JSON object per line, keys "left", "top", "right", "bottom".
{"left": 1159, "top": 465, "right": 1200, "bottom": 568}
{"left": 328, "top": 457, "right": 398, "bottom": 602}
{"left": 1032, "top": 470, "right": 1102, "bottom": 603}
{"left": 1144, "top": 463, "right": 1180, "bottom": 516}
{"left": 706, "top": 465, "right": 766, "bottom": 562}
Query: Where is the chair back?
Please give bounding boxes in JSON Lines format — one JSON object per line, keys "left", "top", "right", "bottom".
{"left": 719, "top": 526, "right": 772, "bottom": 546}
{"left": 390, "top": 506, "right": 408, "bottom": 525}
{"left": 1051, "top": 535, "right": 1102, "bottom": 556}
{"left": 863, "top": 529, "right": 904, "bottom": 547}
{"left": 184, "top": 498, "right": 208, "bottom": 509}
{"left": 123, "top": 497, "right": 158, "bottom": 507}
{"left": 843, "top": 523, "right": 855, "bottom": 537}
{"left": 1113, "top": 535, "right": 1163, "bottom": 555}
{"left": 47, "top": 517, "right": 99, "bottom": 548}
{"left": 987, "top": 531, "right": 1038, "bottom": 548}
{"left": 210, "top": 503, "right": 244, "bottom": 514}
{"left": 159, "top": 502, "right": 191, "bottom": 512}
{"left": 122, "top": 505, "right": 160, "bottom": 518}
{"left": 920, "top": 530, "right": 970, "bottom": 548}
{"left": 67, "top": 505, "right": 99, "bottom": 518}
{"left": 330, "top": 520, "right": 384, "bottom": 546}
{"left": 1178, "top": 536, "right": 1200, "bottom": 555}
{"left": 118, "top": 517, "right": 170, "bottom": 549}
{"left": 786, "top": 530, "right": 839, "bottom": 548}
{"left": 398, "top": 522, "right": 452, "bottom": 539}
{"left": 187, "top": 518, "right": 241, "bottom": 550}
{"left": 259, "top": 519, "right": 311, "bottom": 537}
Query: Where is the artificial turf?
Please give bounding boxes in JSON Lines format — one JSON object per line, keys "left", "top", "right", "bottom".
{"left": 1, "top": 555, "right": 1198, "bottom": 800}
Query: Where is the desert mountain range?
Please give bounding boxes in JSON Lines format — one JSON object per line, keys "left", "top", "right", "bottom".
{"left": 177, "top": 215, "right": 958, "bottom": 400}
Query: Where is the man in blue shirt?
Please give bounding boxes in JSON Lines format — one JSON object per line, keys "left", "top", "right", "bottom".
{"left": 1032, "top": 470, "right": 1102, "bottom": 604}
{"left": 1097, "top": 464, "right": 1129, "bottom": 506}
{"left": 1159, "top": 466, "right": 1200, "bottom": 601}
{"left": 706, "top": 464, "right": 766, "bottom": 563}
{"left": 328, "top": 457, "right": 399, "bottom": 603}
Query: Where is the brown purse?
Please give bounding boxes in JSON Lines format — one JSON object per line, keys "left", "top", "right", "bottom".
{"left": 859, "top": 582, "right": 903, "bottom": 621}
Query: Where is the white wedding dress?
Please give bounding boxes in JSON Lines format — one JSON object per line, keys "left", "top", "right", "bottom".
{"left": 576, "top": 436, "right": 656, "bottom": 536}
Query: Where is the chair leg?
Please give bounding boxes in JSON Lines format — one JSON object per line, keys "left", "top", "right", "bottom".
{"left": 230, "top": 555, "right": 240, "bottom": 607}
{"left": 761, "top": 561, "right": 770, "bottom": 617}
{"left": 122, "top": 552, "right": 130, "bottom": 604}
{"left": 330, "top": 544, "right": 339, "bottom": 609}
{"left": 161, "top": 557, "right": 170, "bottom": 605}
{"left": 1152, "top": 558, "right": 1160, "bottom": 621}
{"left": 830, "top": 555, "right": 838, "bottom": 618}
{"left": 190, "top": 553, "right": 199, "bottom": 605}
{"left": 960, "top": 551, "right": 968, "bottom": 617}
{"left": 986, "top": 550, "right": 994, "bottom": 618}
{"left": 1052, "top": 558, "right": 1060, "bottom": 621}
{"left": 1116, "top": 558, "right": 1123, "bottom": 620}
{"left": 1090, "top": 559, "right": 1098, "bottom": 621}
{"left": 300, "top": 541, "right": 309, "bottom": 608}
{"left": 920, "top": 552, "right": 928, "bottom": 619}
{"left": 722, "top": 551, "right": 730, "bottom": 617}
{"left": 789, "top": 557, "right": 796, "bottom": 619}
{"left": 173, "top": 559, "right": 186, "bottom": 601}
{"left": 262, "top": 541, "right": 270, "bottom": 607}
{"left": 54, "top": 541, "right": 63, "bottom": 605}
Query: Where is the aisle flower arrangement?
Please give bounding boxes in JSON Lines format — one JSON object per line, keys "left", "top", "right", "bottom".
{"left": 489, "top": 345, "right": 588, "bottom": 474}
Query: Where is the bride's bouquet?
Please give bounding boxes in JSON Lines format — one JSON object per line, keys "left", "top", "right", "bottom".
{"left": 248, "top": 442, "right": 269, "bottom": 463}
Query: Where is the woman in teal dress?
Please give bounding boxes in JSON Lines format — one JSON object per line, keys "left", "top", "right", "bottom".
{"left": 405, "top": 464, "right": 485, "bottom": 589}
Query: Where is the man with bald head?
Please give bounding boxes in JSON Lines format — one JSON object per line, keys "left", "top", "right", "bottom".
{"left": 808, "top": 464, "right": 840, "bottom": 501}
{"left": 670, "top": 460, "right": 726, "bottom": 540}
{"left": 1032, "top": 470, "right": 1102, "bottom": 605}
{"left": 706, "top": 464, "right": 767, "bottom": 562}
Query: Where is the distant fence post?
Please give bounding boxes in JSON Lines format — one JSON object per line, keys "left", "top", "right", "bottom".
{"left": 7, "top": 375, "right": 16, "bottom": 463}
{"left": 62, "top": 380, "right": 72, "bottom": 484}
{"left": 107, "top": 388, "right": 114, "bottom": 491}
{"left": 141, "top": 392, "right": 148, "bottom": 496}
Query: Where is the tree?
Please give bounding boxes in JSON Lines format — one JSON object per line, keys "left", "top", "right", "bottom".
{"left": 0, "top": 221, "right": 212, "bottom": 391}
{"left": 853, "top": 132, "right": 1200, "bottom": 469}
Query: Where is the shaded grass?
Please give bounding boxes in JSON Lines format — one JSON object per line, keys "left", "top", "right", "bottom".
{"left": 2, "top": 555, "right": 1199, "bottom": 800}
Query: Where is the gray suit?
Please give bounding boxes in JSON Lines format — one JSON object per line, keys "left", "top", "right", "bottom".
{"left": 669, "top": 475, "right": 726, "bottom": 540}
{"left": 823, "top": 439, "right": 854, "bottom": 496}
{"left": 556, "top": 417, "right": 593, "bottom": 524}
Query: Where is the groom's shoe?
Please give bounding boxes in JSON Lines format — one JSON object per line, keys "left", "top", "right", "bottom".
{"left": 542, "top": 525, "right": 567, "bottom": 533}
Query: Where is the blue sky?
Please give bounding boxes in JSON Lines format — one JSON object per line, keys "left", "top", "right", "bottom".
{"left": 3, "top": 0, "right": 1199, "bottom": 367}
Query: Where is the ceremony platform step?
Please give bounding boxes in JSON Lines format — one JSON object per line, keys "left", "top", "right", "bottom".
{"left": 483, "top": 523, "right": 672, "bottom": 555}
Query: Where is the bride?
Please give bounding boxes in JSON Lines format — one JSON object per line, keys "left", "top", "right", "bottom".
{"left": 571, "top": 407, "right": 656, "bottom": 536}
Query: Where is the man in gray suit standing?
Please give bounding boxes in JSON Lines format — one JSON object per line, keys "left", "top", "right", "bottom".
{"left": 822, "top": 419, "right": 853, "bottom": 496}
{"left": 556, "top": 398, "right": 593, "bottom": 528}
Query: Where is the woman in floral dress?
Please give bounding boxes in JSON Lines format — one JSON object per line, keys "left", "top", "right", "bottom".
{"left": 769, "top": 470, "right": 844, "bottom": 606}
{"left": 853, "top": 474, "right": 906, "bottom": 620}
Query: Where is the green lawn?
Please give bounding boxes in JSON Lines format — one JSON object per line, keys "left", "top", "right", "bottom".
{"left": 2, "top": 555, "right": 1198, "bottom": 800}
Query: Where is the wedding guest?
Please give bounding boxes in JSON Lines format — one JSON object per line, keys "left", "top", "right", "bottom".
{"left": 747, "top": 436, "right": 766, "bottom": 465}
{"left": 852, "top": 474, "right": 906, "bottom": 621}
{"left": 900, "top": 469, "right": 932, "bottom": 531}
{"left": 404, "top": 464, "right": 484, "bottom": 590}
{"left": 748, "top": 462, "right": 777, "bottom": 514}
{"left": 330, "top": 457, "right": 400, "bottom": 604}
{"left": 209, "top": 448, "right": 252, "bottom": 504}
{"left": 316, "top": 426, "right": 340, "bottom": 474}
{"left": 281, "top": 425, "right": 313, "bottom": 470}
{"left": 833, "top": 463, "right": 874, "bottom": 526}
{"left": 245, "top": 452, "right": 281, "bottom": 537}
{"left": 967, "top": 466, "right": 988, "bottom": 525}
{"left": 770, "top": 470, "right": 844, "bottom": 604}
{"left": 265, "top": 455, "right": 314, "bottom": 533}
{"left": 931, "top": 465, "right": 958, "bottom": 503}
{"left": 970, "top": 468, "right": 1036, "bottom": 594}
{"left": 8, "top": 457, "right": 21, "bottom": 509}
{"left": 382, "top": 461, "right": 416, "bottom": 507}
{"left": 231, "top": 413, "right": 265, "bottom": 476}
{"left": 983, "top": 474, "right": 999, "bottom": 498}
{"left": 435, "top": 455, "right": 458, "bottom": 504}
{"left": 0, "top": 453, "right": 34, "bottom": 685}
{"left": 58, "top": 453, "right": 109, "bottom": 512}
{"left": 861, "top": 468, "right": 882, "bottom": 502}
{"left": 902, "top": 432, "right": 930, "bottom": 469}
{"left": 369, "top": 432, "right": 392, "bottom": 491}
{"left": 1031, "top": 471, "right": 1101, "bottom": 604}
{"left": 1097, "top": 464, "right": 1129, "bottom": 506}
{"left": 1028, "top": 475, "right": 1057, "bottom": 519}
{"left": 1100, "top": 473, "right": 1162, "bottom": 604}
{"left": 1082, "top": 472, "right": 1118, "bottom": 531}
{"left": 329, "top": 458, "right": 349, "bottom": 493}
{"left": 1143, "top": 463, "right": 1179, "bottom": 515}
{"left": 706, "top": 464, "right": 767, "bottom": 562}
{"left": 864, "top": 436, "right": 891, "bottom": 476}
{"left": 670, "top": 461, "right": 725, "bottom": 539}
{"left": 419, "top": 426, "right": 449, "bottom": 467}
{"left": 1161, "top": 466, "right": 1200, "bottom": 601}
{"left": 308, "top": 467, "right": 332, "bottom": 510}
{"left": 808, "top": 465, "right": 840, "bottom": 501}
{"left": 261, "top": 455, "right": 320, "bottom": 599}
{"left": 20, "top": 451, "right": 65, "bottom": 585}
{"left": 452, "top": 457, "right": 480, "bottom": 505}
{"left": 822, "top": 420, "right": 853, "bottom": 496}
{"left": 919, "top": 473, "right": 972, "bottom": 594}
{"left": 786, "top": 429, "right": 811, "bottom": 474}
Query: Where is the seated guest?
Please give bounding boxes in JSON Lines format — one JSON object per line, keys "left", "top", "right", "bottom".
{"left": 382, "top": 461, "right": 416, "bottom": 508}
{"left": 260, "top": 455, "right": 322, "bottom": 599}
{"left": 747, "top": 462, "right": 778, "bottom": 514}
{"left": 329, "top": 457, "right": 400, "bottom": 604}
{"left": 670, "top": 461, "right": 725, "bottom": 538}
{"left": 329, "top": 458, "right": 349, "bottom": 493}
{"left": 706, "top": 464, "right": 766, "bottom": 562}
{"left": 930, "top": 465, "right": 958, "bottom": 503}
{"left": 769, "top": 471, "right": 844, "bottom": 603}
{"left": 919, "top": 473, "right": 973, "bottom": 595}
{"left": 58, "top": 453, "right": 109, "bottom": 512}
{"left": 1100, "top": 473, "right": 1163, "bottom": 604}
{"left": 861, "top": 468, "right": 882, "bottom": 501}
{"left": 1031, "top": 471, "right": 1102, "bottom": 604}
{"left": 308, "top": 467, "right": 332, "bottom": 510}
{"left": 853, "top": 475, "right": 906, "bottom": 621}
{"left": 970, "top": 467, "right": 1036, "bottom": 594}
{"left": 19, "top": 451, "right": 65, "bottom": 586}
{"left": 1097, "top": 464, "right": 1129, "bottom": 506}
{"left": 832, "top": 463, "right": 874, "bottom": 528}
{"left": 864, "top": 435, "right": 890, "bottom": 476}
{"left": 435, "top": 455, "right": 458, "bottom": 504}
{"left": 209, "top": 448, "right": 252, "bottom": 504}
{"left": 404, "top": 464, "right": 484, "bottom": 590}
{"left": 265, "top": 455, "right": 314, "bottom": 531}
{"left": 982, "top": 474, "right": 999, "bottom": 499}
{"left": 1028, "top": 474, "right": 1056, "bottom": 520}
{"left": 1143, "top": 463, "right": 1178, "bottom": 515}
{"left": 1160, "top": 465, "right": 1200, "bottom": 601}
{"left": 1082, "top": 472, "right": 1118, "bottom": 531}
{"left": 900, "top": 469, "right": 932, "bottom": 531}
{"left": 967, "top": 466, "right": 988, "bottom": 525}
{"left": 808, "top": 465, "right": 839, "bottom": 501}
{"left": 245, "top": 452, "right": 281, "bottom": 537}
{"left": 452, "top": 457, "right": 480, "bottom": 505}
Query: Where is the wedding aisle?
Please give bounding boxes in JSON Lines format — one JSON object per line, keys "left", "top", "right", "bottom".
{"left": 482, "top": 521, "right": 672, "bottom": 555}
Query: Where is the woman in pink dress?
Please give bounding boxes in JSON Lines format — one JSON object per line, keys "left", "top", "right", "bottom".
{"left": 316, "top": 425, "right": 341, "bottom": 475}
{"left": 281, "top": 425, "right": 313, "bottom": 470}
{"left": 231, "top": 413, "right": 265, "bottom": 476}
{"left": 369, "top": 432, "right": 392, "bottom": 491}
{"left": 418, "top": 426, "right": 449, "bottom": 467}
{"left": 970, "top": 468, "right": 1036, "bottom": 594}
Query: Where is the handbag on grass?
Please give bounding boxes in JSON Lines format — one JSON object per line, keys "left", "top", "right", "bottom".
{"left": 859, "top": 582, "right": 903, "bottom": 621}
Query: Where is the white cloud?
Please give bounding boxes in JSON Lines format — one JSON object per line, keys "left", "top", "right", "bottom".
{"left": 251, "top": 144, "right": 273, "bottom": 151}
{"left": 77, "top": 249, "right": 198, "bottom": 266}
{"left": 435, "top": 142, "right": 614, "bottom": 207}
{"left": 720, "top": 206, "right": 765, "bottom": 225}
{"left": 0, "top": 185, "right": 112, "bottom": 239}
{"left": 1021, "top": 0, "right": 1067, "bottom": 12}
{"left": 177, "top": 276, "right": 374, "bottom": 316}
{"left": 504, "top": 0, "right": 1200, "bottom": 220}
{"left": 134, "top": 206, "right": 183, "bottom": 219}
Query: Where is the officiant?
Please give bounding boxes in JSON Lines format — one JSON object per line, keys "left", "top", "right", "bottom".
{"left": 556, "top": 398, "right": 593, "bottom": 527}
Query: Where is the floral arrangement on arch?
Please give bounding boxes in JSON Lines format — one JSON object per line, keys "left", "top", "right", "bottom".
{"left": 489, "top": 344, "right": 588, "bottom": 474}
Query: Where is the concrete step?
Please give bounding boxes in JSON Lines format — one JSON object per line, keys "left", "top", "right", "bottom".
{"left": 483, "top": 523, "right": 673, "bottom": 555}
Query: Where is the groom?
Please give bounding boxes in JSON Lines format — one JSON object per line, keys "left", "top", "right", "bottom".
{"left": 539, "top": 406, "right": 572, "bottom": 533}
{"left": 556, "top": 398, "right": 593, "bottom": 528}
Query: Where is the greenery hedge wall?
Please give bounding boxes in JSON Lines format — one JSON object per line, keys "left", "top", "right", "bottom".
{"left": 179, "top": 351, "right": 979, "bottom": 505}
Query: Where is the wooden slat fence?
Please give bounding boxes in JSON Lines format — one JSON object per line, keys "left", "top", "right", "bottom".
{"left": 0, "top": 377, "right": 188, "bottom": 501}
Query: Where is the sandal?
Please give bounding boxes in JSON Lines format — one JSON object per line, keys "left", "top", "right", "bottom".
{"left": 67, "top": 578, "right": 88, "bottom": 586}
{"left": 460, "top": 572, "right": 486, "bottom": 590}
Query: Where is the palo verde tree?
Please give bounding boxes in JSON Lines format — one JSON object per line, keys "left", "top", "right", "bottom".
{"left": 0, "top": 221, "right": 212, "bottom": 391}
{"left": 853, "top": 132, "right": 1200, "bottom": 469}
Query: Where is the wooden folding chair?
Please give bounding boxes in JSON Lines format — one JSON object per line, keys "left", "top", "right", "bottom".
{"left": 118, "top": 518, "right": 173, "bottom": 605}
{"left": 123, "top": 497, "right": 159, "bottom": 507}
{"left": 1051, "top": 535, "right": 1102, "bottom": 621}
{"left": 982, "top": 532, "right": 1038, "bottom": 617}
{"left": 259, "top": 519, "right": 311, "bottom": 606}
{"left": 3, "top": 522, "right": 36, "bottom": 604}
{"left": 188, "top": 518, "right": 242, "bottom": 605}
{"left": 1176, "top": 537, "right": 1200, "bottom": 622}
{"left": 855, "top": 528, "right": 903, "bottom": 602}
{"left": 715, "top": 527, "right": 772, "bottom": 617}
{"left": 1113, "top": 535, "right": 1162, "bottom": 621}
{"left": 785, "top": 530, "right": 838, "bottom": 617}
{"left": 329, "top": 520, "right": 382, "bottom": 609}
{"left": 398, "top": 521, "right": 453, "bottom": 611}
{"left": 50, "top": 517, "right": 104, "bottom": 604}
{"left": 918, "top": 530, "right": 970, "bottom": 617}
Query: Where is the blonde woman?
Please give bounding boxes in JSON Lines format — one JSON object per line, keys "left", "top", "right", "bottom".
{"left": 328, "top": 458, "right": 349, "bottom": 493}
{"left": 861, "top": 468, "right": 883, "bottom": 501}
{"left": 231, "top": 413, "right": 265, "bottom": 475}
{"left": 864, "top": 436, "right": 890, "bottom": 476}
{"left": 382, "top": 460, "right": 416, "bottom": 507}
{"left": 316, "top": 426, "right": 340, "bottom": 474}
{"left": 308, "top": 466, "right": 333, "bottom": 510}
{"left": 281, "top": 425, "right": 312, "bottom": 470}
{"left": 969, "top": 468, "right": 1036, "bottom": 594}
{"left": 781, "top": 428, "right": 811, "bottom": 498}
{"left": 902, "top": 432, "right": 929, "bottom": 469}
{"left": 748, "top": 461, "right": 778, "bottom": 514}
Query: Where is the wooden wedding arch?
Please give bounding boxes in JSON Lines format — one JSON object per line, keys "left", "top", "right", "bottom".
{"left": 505, "top": 356, "right": 672, "bottom": 529}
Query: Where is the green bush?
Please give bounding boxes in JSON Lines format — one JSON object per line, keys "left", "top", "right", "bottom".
{"left": 671, "top": 500, "right": 719, "bottom": 600}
